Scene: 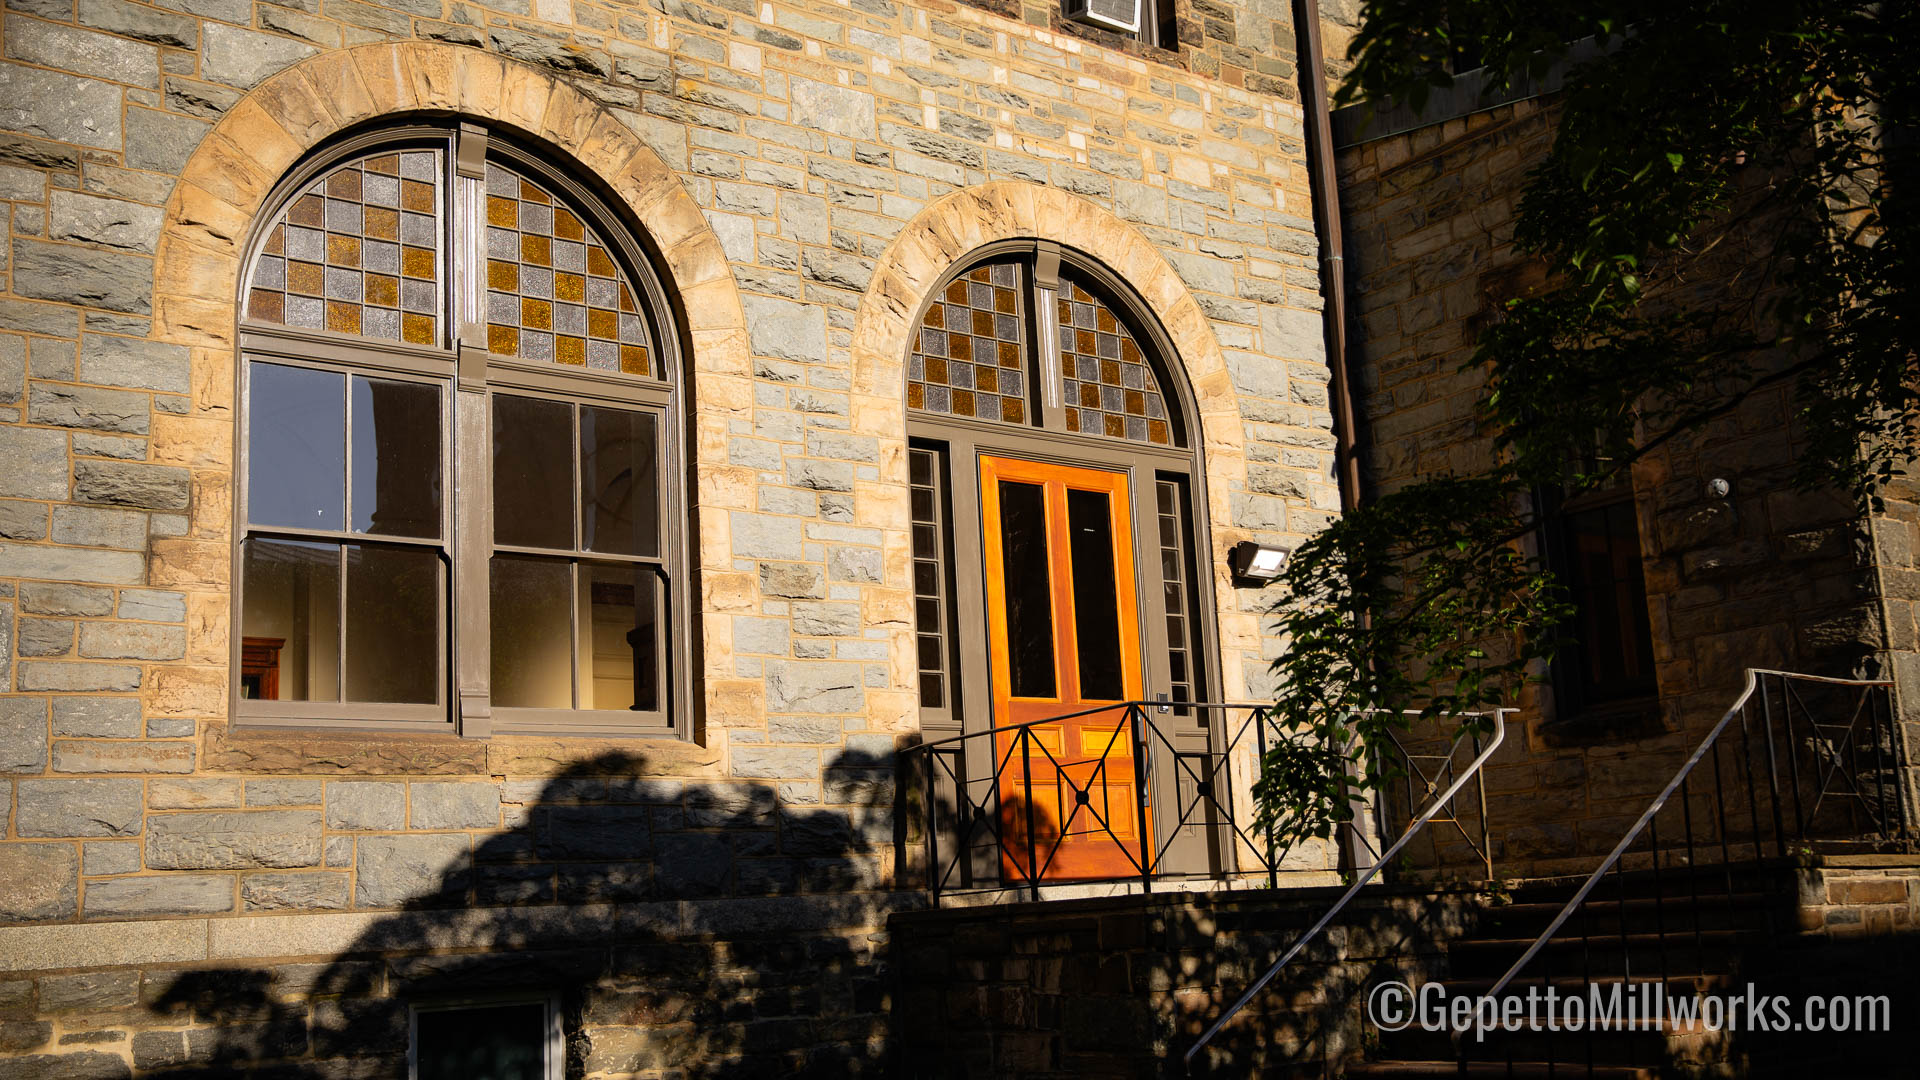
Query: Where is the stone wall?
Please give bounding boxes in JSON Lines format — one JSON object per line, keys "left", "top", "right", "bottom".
{"left": 1333, "top": 95, "right": 1895, "bottom": 878}
{"left": 0, "top": 0, "right": 1340, "bottom": 1065}
{"left": 888, "top": 884, "right": 1485, "bottom": 1077}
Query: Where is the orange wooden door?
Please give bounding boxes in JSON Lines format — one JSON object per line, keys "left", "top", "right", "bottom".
{"left": 979, "top": 455, "right": 1146, "bottom": 882}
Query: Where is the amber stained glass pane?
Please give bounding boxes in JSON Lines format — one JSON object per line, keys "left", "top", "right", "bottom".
{"left": 907, "top": 262, "right": 1025, "bottom": 425}
{"left": 483, "top": 162, "right": 652, "bottom": 377}
{"left": 1056, "top": 277, "right": 1171, "bottom": 445}
{"left": 245, "top": 149, "right": 440, "bottom": 346}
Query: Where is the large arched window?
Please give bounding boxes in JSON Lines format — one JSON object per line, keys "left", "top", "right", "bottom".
{"left": 234, "top": 123, "right": 687, "bottom": 738}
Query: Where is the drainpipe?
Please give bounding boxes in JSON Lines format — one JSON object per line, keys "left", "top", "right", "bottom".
{"left": 1290, "top": 0, "right": 1373, "bottom": 880}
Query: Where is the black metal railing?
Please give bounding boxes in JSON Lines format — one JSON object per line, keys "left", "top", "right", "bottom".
{"left": 901, "top": 701, "right": 1287, "bottom": 905}
{"left": 1462, "top": 668, "right": 1909, "bottom": 1076}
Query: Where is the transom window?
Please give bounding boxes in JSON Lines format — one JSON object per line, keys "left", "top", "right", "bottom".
{"left": 234, "top": 123, "right": 686, "bottom": 737}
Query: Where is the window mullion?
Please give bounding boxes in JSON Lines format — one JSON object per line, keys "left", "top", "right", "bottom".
{"left": 1032, "top": 243, "right": 1066, "bottom": 432}
{"left": 452, "top": 124, "right": 494, "bottom": 737}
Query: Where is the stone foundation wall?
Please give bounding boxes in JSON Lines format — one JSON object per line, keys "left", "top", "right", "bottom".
{"left": 1333, "top": 96, "right": 1895, "bottom": 879}
{"left": 888, "top": 885, "right": 1487, "bottom": 1077}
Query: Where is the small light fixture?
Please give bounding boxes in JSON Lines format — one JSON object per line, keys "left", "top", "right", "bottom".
{"left": 1229, "top": 541, "right": 1288, "bottom": 584}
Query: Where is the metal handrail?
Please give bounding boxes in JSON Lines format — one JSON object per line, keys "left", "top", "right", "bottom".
{"left": 1183, "top": 706, "right": 1512, "bottom": 1065}
{"left": 1475, "top": 668, "right": 1896, "bottom": 1008}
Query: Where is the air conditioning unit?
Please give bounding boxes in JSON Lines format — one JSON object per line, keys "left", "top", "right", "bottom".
{"left": 1062, "top": 0, "right": 1141, "bottom": 34}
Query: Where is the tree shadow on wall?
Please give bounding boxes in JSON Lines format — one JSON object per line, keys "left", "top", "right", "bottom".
{"left": 138, "top": 747, "right": 908, "bottom": 1079}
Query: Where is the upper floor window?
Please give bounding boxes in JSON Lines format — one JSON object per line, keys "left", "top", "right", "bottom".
{"left": 1542, "top": 475, "right": 1658, "bottom": 725}
{"left": 235, "top": 124, "right": 687, "bottom": 738}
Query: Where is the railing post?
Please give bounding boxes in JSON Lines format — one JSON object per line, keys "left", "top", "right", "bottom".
{"left": 1254, "top": 707, "right": 1277, "bottom": 889}
{"left": 1760, "top": 675, "right": 1787, "bottom": 857}
{"left": 1021, "top": 726, "right": 1040, "bottom": 903}
{"left": 922, "top": 749, "right": 941, "bottom": 908}
{"left": 1131, "top": 704, "right": 1153, "bottom": 895}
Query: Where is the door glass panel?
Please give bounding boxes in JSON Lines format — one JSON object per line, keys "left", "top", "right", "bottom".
{"left": 1067, "top": 488, "right": 1123, "bottom": 701}
{"left": 248, "top": 363, "right": 344, "bottom": 531}
{"left": 342, "top": 543, "right": 439, "bottom": 703}
{"left": 582, "top": 561, "right": 658, "bottom": 712}
{"left": 350, "top": 375, "right": 441, "bottom": 538}
{"left": 492, "top": 394, "right": 573, "bottom": 550}
{"left": 997, "top": 479, "right": 1056, "bottom": 698}
{"left": 579, "top": 406, "right": 657, "bottom": 557}
{"left": 240, "top": 538, "right": 341, "bottom": 702}
{"left": 490, "top": 554, "right": 572, "bottom": 708}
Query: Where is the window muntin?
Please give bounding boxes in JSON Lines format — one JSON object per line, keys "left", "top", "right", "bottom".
{"left": 234, "top": 126, "right": 684, "bottom": 735}
{"left": 245, "top": 148, "right": 443, "bottom": 346}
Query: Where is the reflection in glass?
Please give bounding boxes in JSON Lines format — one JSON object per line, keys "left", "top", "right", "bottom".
{"left": 583, "top": 562, "right": 658, "bottom": 712}
{"left": 240, "top": 538, "right": 341, "bottom": 702}
{"left": 248, "top": 363, "right": 344, "bottom": 530}
{"left": 1067, "top": 488, "right": 1123, "bottom": 700}
{"left": 414, "top": 1004, "right": 546, "bottom": 1080}
{"left": 351, "top": 376, "right": 442, "bottom": 538}
{"left": 580, "top": 406, "right": 657, "bottom": 557}
{"left": 492, "top": 394, "right": 573, "bottom": 549}
{"left": 343, "top": 543, "right": 439, "bottom": 703}
{"left": 490, "top": 555, "right": 573, "bottom": 708}
{"left": 998, "top": 479, "right": 1056, "bottom": 698}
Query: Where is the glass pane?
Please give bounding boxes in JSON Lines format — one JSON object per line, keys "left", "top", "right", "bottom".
{"left": 997, "top": 479, "right": 1056, "bottom": 699}
{"left": 908, "top": 261, "right": 1025, "bottom": 424}
{"left": 240, "top": 538, "right": 341, "bottom": 702}
{"left": 483, "top": 162, "right": 653, "bottom": 376}
{"left": 1067, "top": 488, "right": 1123, "bottom": 701}
{"left": 1565, "top": 500, "right": 1656, "bottom": 702}
{"left": 490, "top": 555, "right": 572, "bottom": 708}
{"left": 1058, "top": 276, "right": 1172, "bottom": 445}
{"left": 248, "top": 363, "right": 344, "bottom": 531}
{"left": 415, "top": 1004, "right": 546, "bottom": 1080}
{"left": 580, "top": 406, "right": 658, "bottom": 558}
{"left": 342, "top": 543, "right": 439, "bottom": 704}
{"left": 245, "top": 149, "right": 442, "bottom": 347}
{"left": 582, "top": 562, "right": 659, "bottom": 713}
{"left": 493, "top": 394, "right": 573, "bottom": 550}
{"left": 351, "top": 376, "right": 441, "bottom": 538}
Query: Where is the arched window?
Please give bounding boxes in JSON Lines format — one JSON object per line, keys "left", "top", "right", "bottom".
{"left": 234, "top": 123, "right": 687, "bottom": 737}
{"left": 905, "top": 242, "right": 1213, "bottom": 732}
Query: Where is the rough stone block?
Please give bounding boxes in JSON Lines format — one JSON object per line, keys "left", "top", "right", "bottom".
{"left": 123, "top": 106, "right": 211, "bottom": 176}
{"left": 0, "top": 696, "right": 49, "bottom": 772}
{"left": 78, "top": 622, "right": 186, "bottom": 660}
{"left": 77, "top": 0, "right": 197, "bottom": 47}
{"left": 79, "top": 333, "right": 191, "bottom": 393}
{"left": 48, "top": 192, "right": 164, "bottom": 254}
{"left": 29, "top": 383, "right": 151, "bottom": 435}
{"left": 53, "top": 739, "right": 195, "bottom": 774}
{"left": 245, "top": 779, "right": 321, "bottom": 807}
{"left": 148, "top": 778, "right": 241, "bottom": 809}
{"left": 116, "top": 589, "right": 185, "bottom": 622}
{"left": 51, "top": 506, "right": 148, "bottom": 551}
{"left": 11, "top": 238, "right": 151, "bottom": 315}
{"left": 145, "top": 810, "right": 323, "bottom": 869}
{"left": 19, "top": 617, "right": 74, "bottom": 658}
{"left": 743, "top": 295, "right": 827, "bottom": 363}
{"left": 4, "top": 18, "right": 159, "bottom": 89}
{"left": 765, "top": 660, "right": 864, "bottom": 713}
{"left": 73, "top": 460, "right": 190, "bottom": 510}
{"left": 326, "top": 781, "right": 406, "bottom": 830}
{"left": 0, "top": 425, "right": 69, "bottom": 500}
{"left": 241, "top": 871, "right": 349, "bottom": 911}
{"left": 16, "top": 778, "right": 144, "bottom": 837}
{"left": 84, "top": 873, "right": 233, "bottom": 917}
{"left": 0, "top": 500, "right": 47, "bottom": 541}
{"left": 355, "top": 834, "right": 471, "bottom": 908}
{"left": 534, "top": 805, "right": 652, "bottom": 861}
{"left": 731, "top": 746, "right": 819, "bottom": 780}
{"left": 17, "top": 661, "right": 141, "bottom": 692}
{"left": 81, "top": 841, "right": 140, "bottom": 876}
{"left": 19, "top": 583, "right": 113, "bottom": 616}
{"left": 38, "top": 970, "right": 140, "bottom": 1011}
{"left": 408, "top": 782, "right": 500, "bottom": 830}
{"left": 760, "top": 562, "right": 826, "bottom": 598}
{"left": 200, "top": 22, "right": 318, "bottom": 88}
{"left": 0, "top": 843, "right": 79, "bottom": 921}
{"left": 52, "top": 697, "right": 142, "bottom": 738}
{"left": 732, "top": 511, "right": 806, "bottom": 559}
{"left": 0, "top": 544, "right": 146, "bottom": 586}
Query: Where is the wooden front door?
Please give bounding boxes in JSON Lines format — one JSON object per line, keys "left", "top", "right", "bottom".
{"left": 979, "top": 455, "right": 1146, "bottom": 881}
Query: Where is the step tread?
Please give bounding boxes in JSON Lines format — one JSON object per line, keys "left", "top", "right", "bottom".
{"left": 1450, "top": 927, "right": 1761, "bottom": 950}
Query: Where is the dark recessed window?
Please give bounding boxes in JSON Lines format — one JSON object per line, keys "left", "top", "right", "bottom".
{"left": 413, "top": 1001, "right": 556, "bottom": 1080}
{"left": 1545, "top": 484, "right": 1657, "bottom": 714}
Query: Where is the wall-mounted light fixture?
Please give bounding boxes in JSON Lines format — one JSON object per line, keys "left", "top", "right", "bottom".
{"left": 1229, "top": 541, "right": 1288, "bottom": 585}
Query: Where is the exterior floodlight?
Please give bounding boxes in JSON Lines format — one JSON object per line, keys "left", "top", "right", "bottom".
{"left": 1229, "top": 541, "right": 1287, "bottom": 584}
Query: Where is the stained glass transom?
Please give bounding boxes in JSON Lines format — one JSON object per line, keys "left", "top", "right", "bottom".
{"left": 1059, "top": 278, "right": 1170, "bottom": 445}
{"left": 246, "top": 150, "right": 442, "bottom": 346}
{"left": 907, "top": 262, "right": 1026, "bottom": 425}
{"left": 484, "top": 163, "right": 653, "bottom": 376}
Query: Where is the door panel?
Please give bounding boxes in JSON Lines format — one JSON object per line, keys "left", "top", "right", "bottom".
{"left": 980, "top": 455, "right": 1145, "bottom": 881}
